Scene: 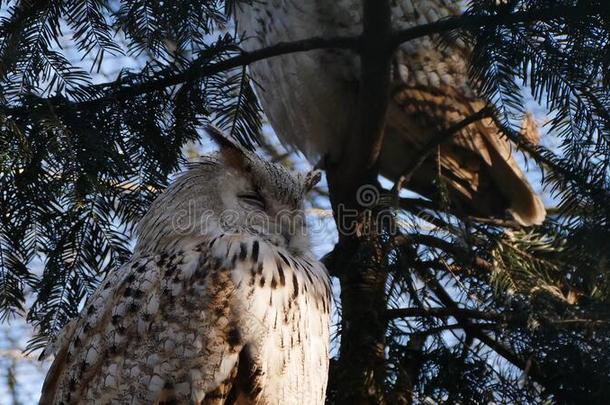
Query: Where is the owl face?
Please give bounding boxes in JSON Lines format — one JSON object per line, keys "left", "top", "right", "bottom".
{"left": 135, "top": 128, "right": 321, "bottom": 255}
{"left": 214, "top": 135, "right": 321, "bottom": 254}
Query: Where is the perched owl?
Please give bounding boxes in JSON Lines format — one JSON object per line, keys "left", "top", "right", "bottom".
{"left": 39, "top": 129, "right": 331, "bottom": 404}
{"left": 235, "top": 0, "right": 546, "bottom": 225}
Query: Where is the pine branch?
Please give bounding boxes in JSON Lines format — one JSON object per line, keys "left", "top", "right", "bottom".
{"left": 491, "top": 112, "right": 610, "bottom": 210}
{"left": 394, "top": 234, "right": 494, "bottom": 273}
{"left": 0, "top": 0, "right": 52, "bottom": 79}
{"left": 4, "top": 4, "right": 605, "bottom": 114}
{"left": 386, "top": 306, "right": 508, "bottom": 322}
{"left": 1, "top": 2, "right": 610, "bottom": 401}
{"left": 412, "top": 262, "right": 549, "bottom": 387}
{"left": 392, "top": 3, "right": 608, "bottom": 46}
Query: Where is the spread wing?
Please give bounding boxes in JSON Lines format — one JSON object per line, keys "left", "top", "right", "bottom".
{"left": 236, "top": 0, "right": 545, "bottom": 225}
{"left": 39, "top": 240, "right": 244, "bottom": 404}
{"left": 380, "top": 0, "right": 546, "bottom": 225}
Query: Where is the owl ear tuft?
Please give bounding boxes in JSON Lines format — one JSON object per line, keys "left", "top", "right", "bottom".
{"left": 304, "top": 169, "right": 322, "bottom": 192}
{"left": 206, "top": 125, "right": 250, "bottom": 172}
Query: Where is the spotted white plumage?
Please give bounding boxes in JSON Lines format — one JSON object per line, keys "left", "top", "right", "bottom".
{"left": 235, "top": 0, "right": 546, "bottom": 225}
{"left": 39, "top": 130, "right": 331, "bottom": 404}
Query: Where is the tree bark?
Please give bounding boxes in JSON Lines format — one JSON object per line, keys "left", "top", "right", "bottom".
{"left": 333, "top": 236, "right": 389, "bottom": 405}
{"left": 324, "top": 0, "right": 392, "bottom": 403}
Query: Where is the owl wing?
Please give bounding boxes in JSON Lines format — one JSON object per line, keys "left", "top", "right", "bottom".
{"left": 39, "top": 239, "right": 246, "bottom": 404}
{"left": 381, "top": 0, "right": 545, "bottom": 225}
{"left": 236, "top": 0, "right": 544, "bottom": 224}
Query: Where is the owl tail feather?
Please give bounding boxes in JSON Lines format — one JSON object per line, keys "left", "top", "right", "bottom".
{"left": 484, "top": 138, "right": 547, "bottom": 226}
{"left": 477, "top": 113, "right": 546, "bottom": 226}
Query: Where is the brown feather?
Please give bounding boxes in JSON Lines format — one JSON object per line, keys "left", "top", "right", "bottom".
{"left": 384, "top": 89, "right": 546, "bottom": 225}
{"left": 202, "top": 360, "right": 239, "bottom": 405}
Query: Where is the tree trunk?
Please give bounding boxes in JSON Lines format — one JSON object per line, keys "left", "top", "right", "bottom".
{"left": 334, "top": 237, "right": 388, "bottom": 405}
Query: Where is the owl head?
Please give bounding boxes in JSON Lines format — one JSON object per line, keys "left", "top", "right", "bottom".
{"left": 135, "top": 127, "right": 322, "bottom": 255}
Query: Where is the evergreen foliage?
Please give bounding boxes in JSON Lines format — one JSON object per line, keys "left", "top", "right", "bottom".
{"left": 1, "top": 0, "right": 609, "bottom": 402}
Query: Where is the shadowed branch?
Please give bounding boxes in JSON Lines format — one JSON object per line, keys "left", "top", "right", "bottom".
{"left": 3, "top": 5, "right": 606, "bottom": 116}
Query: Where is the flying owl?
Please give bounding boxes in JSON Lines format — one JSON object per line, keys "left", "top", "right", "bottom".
{"left": 39, "top": 129, "right": 331, "bottom": 404}
{"left": 234, "top": 0, "right": 546, "bottom": 225}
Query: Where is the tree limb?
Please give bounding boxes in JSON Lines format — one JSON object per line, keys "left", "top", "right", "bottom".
{"left": 410, "top": 261, "right": 549, "bottom": 387}
{"left": 386, "top": 306, "right": 507, "bottom": 322}
{"left": 330, "top": 2, "right": 392, "bottom": 404}
{"left": 398, "top": 186, "right": 526, "bottom": 230}
{"left": 465, "top": 216, "right": 523, "bottom": 229}
{"left": 394, "top": 234, "right": 495, "bottom": 272}
{"left": 391, "top": 4, "right": 607, "bottom": 47}
{"left": 4, "top": 5, "right": 606, "bottom": 115}
{"left": 326, "top": 0, "right": 393, "bottom": 216}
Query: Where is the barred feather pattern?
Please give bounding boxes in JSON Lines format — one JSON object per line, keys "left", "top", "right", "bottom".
{"left": 235, "top": 0, "right": 546, "bottom": 225}
{"left": 39, "top": 143, "right": 331, "bottom": 404}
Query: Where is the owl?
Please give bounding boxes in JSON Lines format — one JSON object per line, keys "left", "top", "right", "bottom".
{"left": 234, "top": 0, "right": 546, "bottom": 225}
{"left": 39, "top": 128, "right": 331, "bottom": 404}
